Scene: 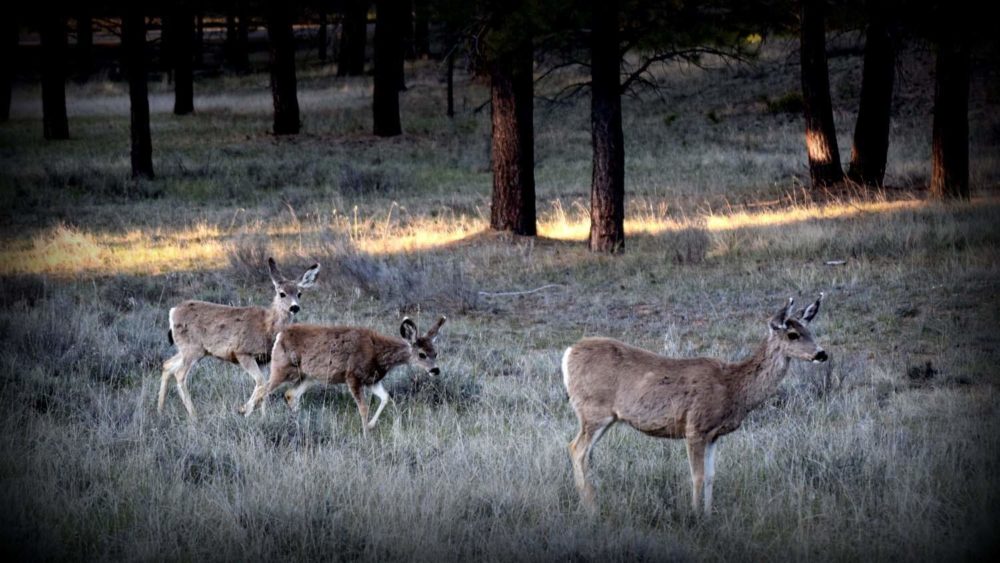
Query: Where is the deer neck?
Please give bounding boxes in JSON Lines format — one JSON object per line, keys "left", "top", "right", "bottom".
{"left": 732, "top": 337, "right": 790, "bottom": 411}
{"left": 374, "top": 336, "right": 413, "bottom": 374}
{"left": 265, "top": 303, "right": 295, "bottom": 340}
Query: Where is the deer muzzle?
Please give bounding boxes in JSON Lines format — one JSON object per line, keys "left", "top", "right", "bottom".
{"left": 812, "top": 350, "right": 828, "bottom": 363}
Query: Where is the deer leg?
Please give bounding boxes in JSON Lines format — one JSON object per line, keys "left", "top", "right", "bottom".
{"left": 173, "top": 356, "right": 199, "bottom": 421}
{"left": 703, "top": 441, "right": 718, "bottom": 513}
{"left": 236, "top": 354, "right": 266, "bottom": 388}
{"left": 685, "top": 437, "right": 707, "bottom": 513}
{"left": 568, "top": 414, "right": 616, "bottom": 509}
{"left": 366, "top": 381, "right": 391, "bottom": 430}
{"left": 159, "top": 352, "right": 184, "bottom": 414}
{"left": 284, "top": 379, "right": 319, "bottom": 412}
{"left": 346, "top": 377, "right": 370, "bottom": 435}
{"left": 242, "top": 363, "right": 290, "bottom": 417}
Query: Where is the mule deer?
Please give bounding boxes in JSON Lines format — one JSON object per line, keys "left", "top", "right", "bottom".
{"left": 563, "top": 295, "right": 827, "bottom": 513}
{"left": 240, "top": 316, "right": 446, "bottom": 433}
{"left": 159, "top": 258, "right": 321, "bottom": 420}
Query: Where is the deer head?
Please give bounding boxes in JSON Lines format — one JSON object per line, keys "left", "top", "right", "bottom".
{"left": 268, "top": 257, "right": 321, "bottom": 316}
{"left": 767, "top": 293, "right": 828, "bottom": 363}
{"left": 400, "top": 316, "right": 447, "bottom": 375}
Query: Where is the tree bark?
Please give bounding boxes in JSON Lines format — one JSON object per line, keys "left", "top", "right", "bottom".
{"left": 848, "top": 1, "right": 895, "bottom": 187}
{"left": 318, "top": 9, "right": 328, "bottom": 62}
{"left": 170, "top": 5, "right": 195, "bottom": 116}
{"left": 338, "top": 0, "right": 368, "bottom": 76}
{"left": 267, "top": 2, "right": 301, "bottom": 135}
{"left": 40, "top": 13, "right": 69, "bottom": 140}
{"left": 589, "top": 1, "right": 625, "bottom": 253}
{"left": 930, "top": 32, "right": 970, "bottom": 199}
{"left": 1, "top": 12, "right": 15, "bottom": 122}
{"left": 75, "top": 11, "right": 93, "bottom": 81}
{"left": 489, "top": 39, "right": 536, "bottom": 236}
{"left": 122, "top": 9, "right": 154, "bottom": 178}
{"left": 373, "top": 0, "right": 403, "bottom": 136}
{"left": 800, "top": 0, "right": 844, "bottom": 187}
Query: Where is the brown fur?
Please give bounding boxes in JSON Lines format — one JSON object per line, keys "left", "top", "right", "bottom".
{"left": 158, "top": 258, "right": 320, "bottom": 420}
{"left": 563, "top": 296, "right": 827, "bottom": 513}
{"left": 241, "top": 316, "right": 446, "bottom": 434}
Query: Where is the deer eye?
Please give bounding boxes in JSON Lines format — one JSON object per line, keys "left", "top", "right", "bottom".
{"left": 787, "top": 332, "right": 800, "bottom": 341}
{"left": 419, "top": 352, "right": 427, "bottom": 360}
{"left": 279, "top": 292, "right": 287, "bottom": 298}
{"left": 296, "top": 292, "right": 302, "bottom": 298}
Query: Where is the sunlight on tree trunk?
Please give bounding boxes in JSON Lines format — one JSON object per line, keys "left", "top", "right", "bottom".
{"left": 800, "top": 0, "right": 843, "bottom": 187}
{"left": 930, "top": 32, "right": 970, "bottom": 199}
{"left": 589, "top": 1, "right": 625, "bottom": 253}
{"left": 489, "top": 39, "right": 536, "bottom": 236}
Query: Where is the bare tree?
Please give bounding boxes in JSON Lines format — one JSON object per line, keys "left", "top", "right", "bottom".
{"left": 167, "top": 3, "right": 195, "bottom": 115}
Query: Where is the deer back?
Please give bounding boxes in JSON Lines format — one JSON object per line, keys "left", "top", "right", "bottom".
{"left": 170, "top": 301, "right": 274, "bottom": 361}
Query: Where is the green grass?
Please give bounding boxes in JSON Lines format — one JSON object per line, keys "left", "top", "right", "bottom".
{"left": 1, "top": 38, "right": 999, "bottom": 561}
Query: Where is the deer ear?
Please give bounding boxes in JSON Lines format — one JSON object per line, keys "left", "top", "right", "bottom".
{"left": 425, "top": 316, "right": 446, "bottom": 341}
{"left": 268, "top": 257, "right": 283, "bottom": 286}
{"left": 400, "top": 318, "right": 418, "bottom": 343}
{"left": 769, "top": 297, "right": 794, "bottom": 331}
{"left": 298, "top": 263, "right": 320, "bottom": 288}
{"left": 800, "top": 292, "right": 823, "bottom": 324}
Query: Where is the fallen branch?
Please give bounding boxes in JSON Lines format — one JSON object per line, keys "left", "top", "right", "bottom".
{"left": 477, "top": 284, "right": 565, "bottom": 298}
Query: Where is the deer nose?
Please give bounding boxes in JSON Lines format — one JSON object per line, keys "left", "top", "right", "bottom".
{"left": 428, "top": 367, "right": 440, "bottom": 376}
{"left": 289, "top": 304, "right": 300, "bottom": 314}
{"left": 813, "top": 350, "right": 828, "bottom": 363}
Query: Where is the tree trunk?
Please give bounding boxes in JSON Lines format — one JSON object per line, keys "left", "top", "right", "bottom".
{"left": 226, "top": 7, "right": 250, "bottom": 71}
{"left": 930, "top": 33, "right": 970, "bottom": 199}
{"left": 267, "top": 3, "right": 301, "bottom": 135}
{"left": 338, "top": 0, "right": 368, "bottom": 76}
{"left": 122, "top": 9, "right": 154, "bottom": 178}
{"left": 1, "top": 12, "right": 15, "bottom": 122}
{"left": 848, "top": 1, "right": 895, "bottom": 187}
{"left": 800, "top": 0, "right": 844, "bottom": 187}
{"left": 75, "top": 11, "right": 93, "bottom": 81}
{"left": 40, "top": 13, "right": 69, "bottom": 140}
{"left": 414, "top": 0, "right": 430, "bottom": 58}
{"left": 373, "top": 0, "right": 403, "bottom": 136}
{"left": 171, "top": 5, "right": 195, "bottom": 116}
{"left": 194, "top": 13, "right": 204, "bottom": 66}
{"left": 402, "top": 0, "right": 415, "bottom": 61}
{"left": 589, "top": 1, "right": 625, "bottom": 253}
{"left": 318, "top": 9, "right": 328, "bottom": 62}
{"left": 489, "top": 40, "right": 536, "bottom": 236}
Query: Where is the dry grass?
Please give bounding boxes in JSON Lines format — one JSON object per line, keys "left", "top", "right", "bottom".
{"left": 1, "top": 38, "right": 999, "bottom": 561}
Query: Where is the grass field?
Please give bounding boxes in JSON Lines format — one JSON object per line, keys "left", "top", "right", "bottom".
{"left": 1, "top": 37, "right": 999, "bottom": 561}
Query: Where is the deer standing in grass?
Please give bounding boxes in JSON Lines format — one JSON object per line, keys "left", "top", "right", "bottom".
{"left": 563, "top": 295, "right": 828, "bottom": 514}
{"left": 240, "top": 316, "right": 446, "bottom": 433}
{"left": 159, "top": 258, "right": 321, "bottom": 420}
